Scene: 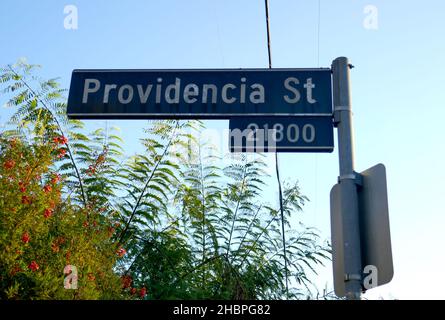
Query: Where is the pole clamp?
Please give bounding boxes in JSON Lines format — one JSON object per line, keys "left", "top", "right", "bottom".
{"left": 334, "top": 106, "right": 351, "bottom": 112}
{"left": 333, "top": 106, "right": 353, "bottom": 127}
{"left": 344, "top": 274, "right": 362, "bottom": 282}
{"left": 338, "top": 172, "right": 363, "bottom": 186}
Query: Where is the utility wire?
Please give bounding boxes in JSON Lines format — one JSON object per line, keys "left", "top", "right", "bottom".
{"left": 317, "top": 0, "right": 321, "bottom": 67}
{"left": 265, "top": 0, "right": 272, "bottom": 69}
{"left": 264, "top": 0, "right": 289, "bottom": 299}
{"left": 314, "top": 0, "right": 321, "bottom": 227}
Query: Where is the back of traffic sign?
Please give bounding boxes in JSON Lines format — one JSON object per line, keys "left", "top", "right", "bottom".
{"left": 330, "top": 163, "right": 393, "bottom": 297}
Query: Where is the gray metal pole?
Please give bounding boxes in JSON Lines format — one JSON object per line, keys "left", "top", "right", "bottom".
{"left": 332, "top": 57, "right": 363, "bottom": 300}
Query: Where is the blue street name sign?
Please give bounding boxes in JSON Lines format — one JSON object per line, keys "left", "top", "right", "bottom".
{"left": 229, "top": 116, "right": 334, "bottom": 153}
{"left": 67, "top": 69, "right": 333, "bottom": 119}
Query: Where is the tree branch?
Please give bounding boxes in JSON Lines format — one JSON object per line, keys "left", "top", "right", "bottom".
{"left": 7, "top": 64, "right": 87, "bottom": 206}
{"left": 118, "top": 121, "right": 179, "bottom": 243}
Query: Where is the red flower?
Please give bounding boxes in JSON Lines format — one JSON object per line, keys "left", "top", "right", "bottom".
{"left": 57, "top": 148, "right": 67, "bottom": 159}
{"left": 28, "top": 261, "right": 39, "bottom": 272}
{"left": 82, "top": 221, "right": 89, "bottom": 228}
{"left": 51, "top": 242, "right": 60, "bottom": 253}
{"left": 59, "top": 136, "right": 69, "bottom": 144}
{"left": 139, "top": 287, "right": 147, "bottom": 298}
{"left": 116, "top": 247, "right": 126, "bottom": 257}
{"left": 18, "top": 181, "right": 27, "bottom": 193}
{"left": 44, "top": 208, "right": 53, "bottom": 219}
{"left": 10, "top": 265, "right": 22, "bottom": 276}
{"left": 53, "top": 135, "right": 68, "bottom": 145}
{"left": 43, "top": 184, "right": 52, "bottom": 193}
{"left": 4, "top": 159, "right": 16, "bottom": 170}
{"left": 130, "top": 287, "right": 137, "bottom": 295}
{"left": 22, "top": 232, "right": 30, "bottom": 244}
{"left": 87, "top": 273, "right": 96, "bottom": 281}
{"left": 121, "top": 275, "right": 132, "bottom": 289}
{"left": 86, "top": 165, "right": 96, "bottom": 176}
{"left": 21, "top": 195, "right": 32, "bottom": 205}
{"left": 51, "top": 173, "right": 61, "bottom": 184}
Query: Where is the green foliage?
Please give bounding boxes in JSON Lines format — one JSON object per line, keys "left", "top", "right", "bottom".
{"left": 0, "top": 137, "right": 124, "bottom": 299}
{"left": 0, "top": 60, "right": 331, "bottom": 300}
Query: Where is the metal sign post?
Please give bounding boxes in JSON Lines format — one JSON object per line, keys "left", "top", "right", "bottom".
{"left": 331, "top": 57, "right": 363, "bottom": 300}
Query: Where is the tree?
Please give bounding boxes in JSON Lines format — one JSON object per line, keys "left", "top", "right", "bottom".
{"left": 0, "top": 136, "right": 125, "bottom": 299}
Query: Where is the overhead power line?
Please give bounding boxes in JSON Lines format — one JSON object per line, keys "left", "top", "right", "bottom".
{"left": 264, "top": 0, "right": 289, "bottom": 300}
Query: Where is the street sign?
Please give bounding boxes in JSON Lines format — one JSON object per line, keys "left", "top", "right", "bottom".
{"left": 330, "top": 163, "right": 393, "bottom": 297}
{"left": 67, "top": 69, "right": 332, "bottom": 119}
{"left": 229, "top": 116, "right": 334, "bottom": 152}
{"left": 64, "top": 57, "right": 386, "bottom": 300}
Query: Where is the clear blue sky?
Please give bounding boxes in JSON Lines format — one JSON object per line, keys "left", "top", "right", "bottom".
{"left": 1, "top": 0, "right": 445, "bottom": 299}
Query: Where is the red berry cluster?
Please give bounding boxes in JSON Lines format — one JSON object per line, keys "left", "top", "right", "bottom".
{"left": 52, "top": 135, "right": 69, "bottom": 145}
{"left": 51, "top": 173, "right": 61, "bottom": 184}
{"left": 21, "top": 195, "right": 32, "bottom": 205}
{"left": 121, "top": 275, "right": 147, "bottom": 299}
{"left": 116, "top": 247, "right": 126, "bottom": 257}
{"left": 3, "top": 159, "right": 16, "bottom": 170}
{"left": 21, "top": 232, "right": 30, "bottom": 244}
{"left": 56, "top": 148, "right": 67, "bottom": 159}
{"left": 44, "top": 208, "right": 53, "bottom": 219}
{"left": 28, "top": 261, "right": 39, "bottom": 272}
{"left": 10, "top": 266, "right": 22, "bottom": 276}
{"left": 18, "top": 181, "right": 27, "bottom": 193}
{"left": 51, "top": 135, "right": 69, "bottom": 159}
{"left": 121, "top": 275, "right": 132, "bottom": 289}
{"left": 87, "top": 273, "right": 96, "bottom": 281}
{"left": 51, "top": 237, "right": 66, "bottom": 253}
